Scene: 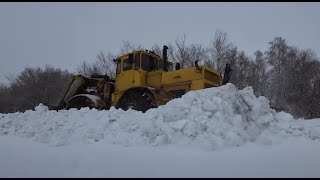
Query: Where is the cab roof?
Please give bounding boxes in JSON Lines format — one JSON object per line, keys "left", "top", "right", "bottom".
{"left": 116, "top": 50, "right": 173, "bottom": 65}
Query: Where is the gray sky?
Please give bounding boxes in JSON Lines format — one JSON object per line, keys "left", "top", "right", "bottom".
{"left": 1, "top": 2, "right": 320, "bottom": 84}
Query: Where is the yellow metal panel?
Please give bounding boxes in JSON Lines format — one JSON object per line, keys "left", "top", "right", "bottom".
{"left": 162, "top": 67, "right": 203, "bottom": 85}
{"left": 190, "top": 79, "right": 205, "bottom": 91}
{"left": 203, "top": 67, "right": 222, "bottom": 86}
{"left": 115, "top": 69, "right": 134, "bottom": 91}
{"left": 204, "top": 79, "right": 220, "bottom": 87}
{"left": 113, "top": 70, "right": 147, "bottom": 107}
{"left": 133, "top": 70, "right": 147, "bottom": 87}
{"left": 147, "top": 70, "right": 163, "bottom": 88}
{"left": 162, "top": 81, "right": 191, "bottom": 92}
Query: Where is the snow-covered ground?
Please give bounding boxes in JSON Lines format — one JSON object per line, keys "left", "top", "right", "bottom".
{"left": 1, "top": 83, "right": 320, "bottom": 177}
{"left": 1, "top": 136, "right": 319, "bottom": 178}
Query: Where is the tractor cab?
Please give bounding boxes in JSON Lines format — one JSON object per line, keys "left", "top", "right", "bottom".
{"left": 113, "top": 46, "right": 173, "bottom": 103}
{"left": 114, "top": 52, "right": 173, "bottom": 74}
{"left": 114, "top": 47, "right": 173, "bottom": 75}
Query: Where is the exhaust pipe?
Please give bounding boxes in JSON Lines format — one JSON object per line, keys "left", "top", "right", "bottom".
{"left": 163, "top": 45, "right": 168, "bottom": 71}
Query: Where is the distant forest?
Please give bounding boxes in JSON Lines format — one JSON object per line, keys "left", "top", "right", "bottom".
{"left": 1, "top": 30, "right": 319, "bottom": 119}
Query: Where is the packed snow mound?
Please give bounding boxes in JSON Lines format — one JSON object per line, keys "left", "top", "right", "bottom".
{"left": 0, "top": 83, "right": 319, "bottom": 150}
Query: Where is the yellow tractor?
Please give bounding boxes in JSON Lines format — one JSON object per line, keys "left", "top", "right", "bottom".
{"left": 49, "top": 46, "right": 232, "bottom": 112}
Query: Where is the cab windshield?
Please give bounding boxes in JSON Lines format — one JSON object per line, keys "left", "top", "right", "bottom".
{"left": 141, "top": 54, "right": 159, "bottom": 71}
{"left": 116, "top": 52, "right": 170, "bottom": 74}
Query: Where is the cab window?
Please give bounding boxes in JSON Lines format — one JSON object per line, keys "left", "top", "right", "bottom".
{"left": 123, "top": 58, "right": 132, "bottom": 71}
{"left": 135, "top": 53, "right": 140, "bottom": 70}
{"left": 116, "top": 60, "right": 121, "bottom": 74}
{"left": 141, "top": 54, "right": 150, "bottom": 71}
{"left": 141, "top": 54, "right": 160, "bottom": 71}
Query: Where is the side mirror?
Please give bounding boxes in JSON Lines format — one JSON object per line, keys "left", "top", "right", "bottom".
{"left": 128, "top": 53, "right": 134, "bottom": 64}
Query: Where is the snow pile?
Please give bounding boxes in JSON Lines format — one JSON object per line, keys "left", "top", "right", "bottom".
{"left": 0, "top": 83, "right": 319, "bottom": 150}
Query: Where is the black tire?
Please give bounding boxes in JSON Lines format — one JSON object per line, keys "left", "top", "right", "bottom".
{"left": 117, "top": 90, "right": 156, "bottom": 112}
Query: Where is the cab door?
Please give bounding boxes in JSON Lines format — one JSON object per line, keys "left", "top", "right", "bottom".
{"left": 115, "top": 55, "right": 135, "bottom": 92}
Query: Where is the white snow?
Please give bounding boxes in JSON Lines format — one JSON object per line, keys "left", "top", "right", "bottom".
{"left": 0, "top": 83, "right": 320, "bottom": 177}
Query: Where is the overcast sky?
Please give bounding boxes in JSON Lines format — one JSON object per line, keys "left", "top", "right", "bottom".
{"left": 1, "top": 2, "right": 320, "bottom": 84}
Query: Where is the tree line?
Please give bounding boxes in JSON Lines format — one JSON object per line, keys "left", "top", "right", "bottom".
{"left": 1, "top": 30, "right": 319, "bottom": 118}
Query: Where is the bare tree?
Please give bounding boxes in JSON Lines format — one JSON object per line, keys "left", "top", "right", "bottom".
{"left": 251, "top": 50, "right": 268, "bottom": 97}
{"left": 167, "top": 43, "right": 177, "bottom": 64}
{"left": 120, "top": 41, "right": 143, "bottom": 54}
{"left": 77, "top": 41, "right": 143, "bottom": 77}
{"left": 233, "top": 51, "right": 251, "bottom": 89}
{"left": 166, "top": 34, "right": 192, "bottom": 69}
{"left": 265, "top": 37, "right": 289, "bottom": 107}
{"left": 96, "top": 51, "right": 117, "bottom": 78}
{"left": 0, "top": 83, "right": 11, "bottom": 113}
{"left": 286, "top": 48, "right": 320, "bottom": 118}
{"left": 188, "top": 44, "right": 209, "bottom": 67}
{"left": 151, "top": 44, "right": 162, "bottom": 57}
{"left": 208, "top": 30, "right": 233, "bottom": 72}
{"left": 175, "top": 34, "right": 191, "bottom": 68}
{"left": 77, "top": 61, "right": 102, "bottom": 76}
{"left": 0, "top": 66, "right": 73, "bottom": 113}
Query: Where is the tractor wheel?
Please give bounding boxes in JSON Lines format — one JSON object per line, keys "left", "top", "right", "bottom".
{"left": 117, "top": 90, "right": 157, "bottom": 112}
{"left": 66, "top": 96, "right": 96, "bottom": 110}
